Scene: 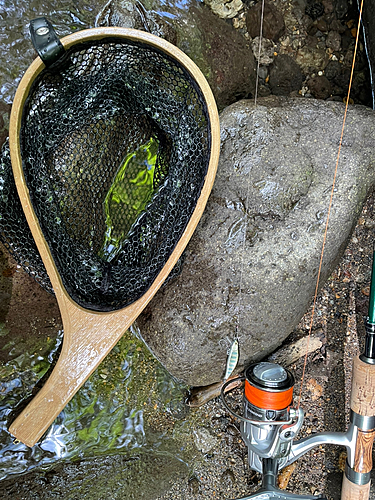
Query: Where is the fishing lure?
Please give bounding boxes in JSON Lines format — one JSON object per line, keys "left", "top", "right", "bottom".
{"left": 224, "top": 338, "right": 239, "bottom": 381}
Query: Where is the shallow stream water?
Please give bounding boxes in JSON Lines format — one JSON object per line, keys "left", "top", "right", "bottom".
{"left": 0, "top": 313, "right": 189, "bottom": 482}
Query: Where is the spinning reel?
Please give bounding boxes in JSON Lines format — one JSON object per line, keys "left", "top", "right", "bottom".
{"left": 222, "top": 359, "right": 375, "bottom": 500}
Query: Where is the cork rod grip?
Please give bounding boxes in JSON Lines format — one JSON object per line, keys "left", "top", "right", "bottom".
{"left": 341, "top": 355, "right": 375, "bottom": 500}
{"left": 350, "top": 356, "right": 375, "bottom": 416}
{"left": 341, "top": 475, "right": 371, "bottom": 500}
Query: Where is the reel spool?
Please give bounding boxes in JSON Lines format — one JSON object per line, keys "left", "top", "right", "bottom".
{"left": 221, "top": 362, "right": 304, "bottom": 475}
{"left": 221, "top": 362, "right": 327, "bottom": 499}
{"left": 244, "top": 362, "right": 294, "bottom": 421}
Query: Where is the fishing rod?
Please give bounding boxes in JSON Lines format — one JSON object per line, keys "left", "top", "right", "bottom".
{"left": 221, "top": 239, "right": 375, "bottom": 499}
{"left": 221, "top": 0, "right": 375, "bottom": 497}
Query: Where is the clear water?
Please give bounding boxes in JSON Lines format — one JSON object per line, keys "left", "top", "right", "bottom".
{"left": 0, "top": 0, "right": 95, "bottom": 105}
{"left": 0, "top": 325, "right": 187, "bottom": 481}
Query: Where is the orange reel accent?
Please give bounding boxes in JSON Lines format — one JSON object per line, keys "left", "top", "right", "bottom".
{"left": 245, "top": 380, "right": 293, "bottom": 410}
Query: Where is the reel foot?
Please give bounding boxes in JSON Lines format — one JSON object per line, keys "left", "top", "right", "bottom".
{"left": 229, "top": 459, "right": 327, "bottom": 500}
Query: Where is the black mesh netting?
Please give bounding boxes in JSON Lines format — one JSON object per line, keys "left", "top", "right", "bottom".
{"left": 0, "top": 139, "right": 54, "bottom": 294}
{"left": 0, "top": 38, "right": 211, "bottom": 311}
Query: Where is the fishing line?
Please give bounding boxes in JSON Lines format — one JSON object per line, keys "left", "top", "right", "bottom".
{"left": 234, "top": 0, "right": 265, "bottom": 348}
{"left": 225, "top": 0, "right": 266, "bottom": 382}
{"left": 254, "top": 0, "right": 265, "bottom": 107}
{"left": 297, "top": 0, "right": 364, "bottom": 409}
{"left": 231, "top": 0, "right": 264, "bottom": 376}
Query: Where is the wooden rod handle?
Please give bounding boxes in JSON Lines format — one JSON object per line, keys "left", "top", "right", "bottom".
{"left": 342, "top": 474, "right": 371, "bottom": 500}
{"left": 353, "top": 429, "right": 375, "bottom": 474}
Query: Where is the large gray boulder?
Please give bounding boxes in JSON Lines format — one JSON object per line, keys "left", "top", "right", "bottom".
{"left": 137, "top": 96, "right": 375, "bottom": 386}
{"left": 96, "top": 0, "right": 256, "bottom": 109}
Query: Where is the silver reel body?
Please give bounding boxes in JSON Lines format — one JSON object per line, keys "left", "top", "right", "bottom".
{"left": 241, "top": 398, "right": 303, "bottom": 474}
{"left": 221, "top": 361, "right": 366, "bottom": 499}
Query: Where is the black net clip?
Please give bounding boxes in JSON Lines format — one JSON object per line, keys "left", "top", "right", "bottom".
{"left": 29, "top": 17, "right": 66, "bottom": 68}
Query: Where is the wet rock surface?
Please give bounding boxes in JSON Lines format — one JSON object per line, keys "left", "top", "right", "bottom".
{"left": 96, "top": 0, "right": 256, "bottom": 110}
{"left": 204, "top": 0, "right": 243, "bottom": 19}
{"left": 269, "top": 54, "right": 304, "bottom": 95}
{"left": 307, "top": 74, "right": 332, "bottom": 98}
{"left": 229, "top": 0, "right": 372, "bottom": 106}
{"left": 246, "top": 0, "right": 285, "bottom": 41}
{"left": 138, "top": 96, "right": 375, "bottom": 386}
